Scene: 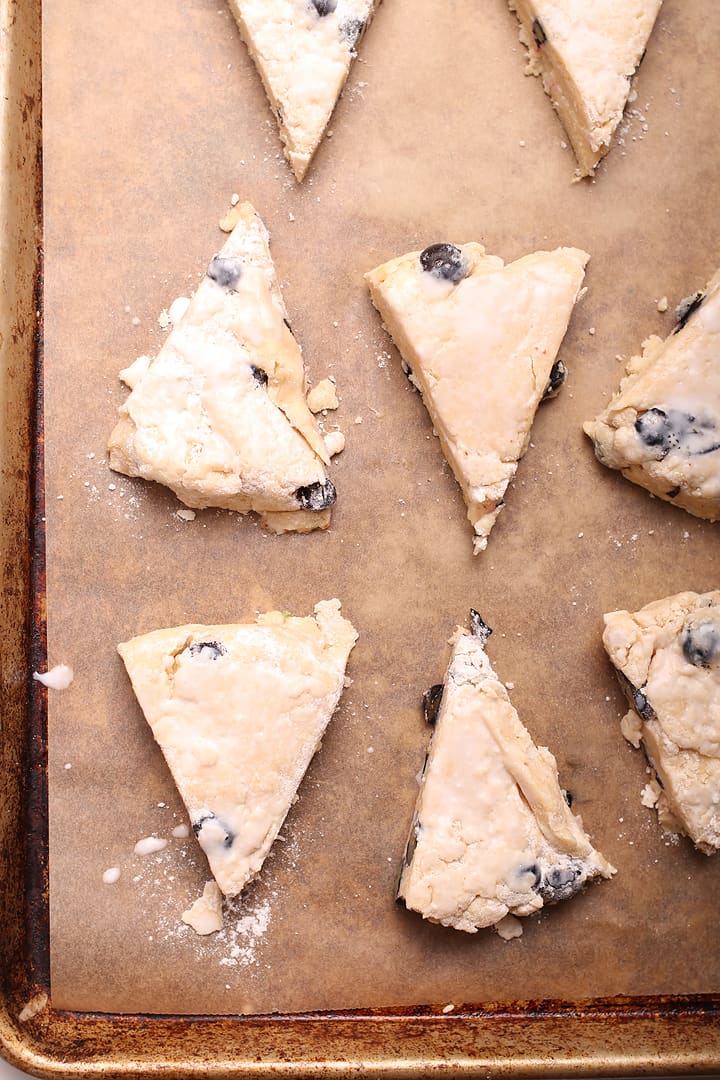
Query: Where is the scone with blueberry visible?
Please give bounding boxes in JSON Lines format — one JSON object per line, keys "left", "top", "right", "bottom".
{"left": 366, "top": 242, "right": 588, "bottom": 553}
{"left": 229, "top": 0, "right": 378, "bottom": 181}
{"left": 118, "top": 600, "right": 357, "bottom": 897}
{"left": 603, "top": 591, "right": 720, "bottom": 854}
{"left": 397, "top": 612, "right": 615, "bottom": 934}
{"left": 584, "top": 267, "right": 720, "bottom": 522}
{"left": 108, "top": 202, "right": 336, "bottom": 535}
{"left": 509, "top": 0, "right": 662, "bottom": 177}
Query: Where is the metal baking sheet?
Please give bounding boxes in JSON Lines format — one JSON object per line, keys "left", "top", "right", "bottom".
{"left": 2, "top": 0, "right": 720, "bottom": 1074}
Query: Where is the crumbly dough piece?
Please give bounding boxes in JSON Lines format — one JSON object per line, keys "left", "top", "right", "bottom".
{"left": 108, "top": 203, "right": 336, "bottom": 534}
{"left": 118, "top": 600, "right": 357, "bottom": 897}
{"left": 603, "top": 591, "right": 720, "bottom": 854}
{"left": 229, "top": 0, "right": 378, "bottom": 181}
{"left": 509, "top": 0, "right": 662, "bottom": 177}
{"left": 398, "top": 612, "right": 615, "bottom": 933}
{"left": 366, "top": 242, "right": 588, "bottom": 553}
{"left": 584, "top": 267, "right": 720, "bottom": 521}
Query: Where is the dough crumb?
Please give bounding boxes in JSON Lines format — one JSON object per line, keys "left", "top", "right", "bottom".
{"left": 33, "top": 664, "right": 74, "bottom": 691}
{"left": 182, "top": 880, "right": 224, "bottom": 935}
{"left": 442, "top": 1003, "right": 455, "bottom": 1014}
{"left": 656, "top": 295, "right": 669, "bottom": 313}
{"left": 640, "top": 781, "right": 660, "bottom": 809}
{"left": 495, "top": 914, "right": 523, "bottom": 941}
{"left": 119, "top": 354, "right": 151, "bottom": 389}
{"left": 620, "top": 709, "right": 643, "bottom": 749}
{"left": 18, "top": 992, "right": 48, "bottom": 1023}
{"left": 324, "top": 430, "right": 345, "bottom": 457}
{"left": 175, "top": 508, "right": 196, "bottom": 522}
{"left": 230, "top": 192, "right": 240, "bottom": 206}
{"left": 172, "top": 823, "right": 190, "bottom": 838}
{"left": 157, "top": 309, "right": 171, "bottom": 329}
{"left": 133, "top": 836, "right": 168, "bottom": 856}
{"left": 168, "top": 296, "right": 191, "bottom": 324}
{"left": 219, "top": 205, "right": 242, "bottom": 233}
{"left": 307, "top": 378, "right": 338, "bottom": 413}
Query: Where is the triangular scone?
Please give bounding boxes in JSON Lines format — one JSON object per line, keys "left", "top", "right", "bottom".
{"left": 108, "top": 203, "right": 336, "bottom": 535}
{"left": 118, "top": 600, "right": 357, "bottom": 897}
{"left": 509, "top": 0, "right": 662, "bottom": 177}
{"left": 366, "top": 242, "right": 588, "bottom": 553}
{"left": 229, "top": 0, "right": 378, "bottom": 181}
{"left": 398, "top": 612, "right": 615, "bottom": 933}
{"left": 603, "top": 591, "right": 720, "bottom": 855}
{"left": 584, "top": 267, "right": 720, "bottom": 522}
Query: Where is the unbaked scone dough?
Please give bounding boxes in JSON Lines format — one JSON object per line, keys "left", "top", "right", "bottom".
{"left": 398, "top": 612, "right": 615, "bottom": 932}
{"left": 366, "top": 242, "right": 588, "bottom": 553}
{"left": 229, "top": 0, "right": 378, "bottom": 181}
{"left": 118, "top": 600, "right": 357, "bottom": 897}
{"left": 584, "top": 267, "right": 720, "bottom": 521}
{"left": 603, "top": 591, "right": 720, "bottom": 854}
{"left": 109, "top": 202, "right": 336, "bottom": 535}
{"left": 509, "top": 0, "right": 663, "bottom": 177}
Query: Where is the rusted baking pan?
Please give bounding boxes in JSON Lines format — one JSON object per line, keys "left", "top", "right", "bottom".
{"left": 2, "top": 0, "right": 720, "bottom": 1074}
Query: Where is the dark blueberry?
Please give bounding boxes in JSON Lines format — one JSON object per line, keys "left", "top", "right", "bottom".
{"left": 666, "top": 486, "right": 681, "bottom": 499}
{"left": 542, "top": 359, "right": 567, "bottom": 400}
{"left": 251, "top": 364, "right": 268, "bottom": 387}
{"left": 680, "top": 620, "right": 720, "bottom": 668}
{"left": 294, "top": 478, "right": 337, "bottom": 511}
{"left": 520, "top": 862, "right": 542, "bottom": 888}
{"left": 402, "top": 819, "right": 420, "bottom": 868}
{"left": 419, "top": 243, "right": 469, "bottom": 285}
{"left": 401, "top": 360, "right": 414, "bottom": 382}
{"left": 192, "top": 812, "right": 235, "bottom": 849}
{"left": 537, "top": 861, "right": 584, "bottom": 902}
{"left": 563, "top": 789, "right": 573, "bottom": 808}
{"left": 311, "top": 0, "right": 337, "bottom": 14}
{"left": 283, "top": 317, "right": 294, "bottom": 336}
{"left": 469, "top": 609, "right": 493, "bottom": 645}
{"left": 206, "top": 254, "right": 243, "bottom": 291}
{"left": 422, "top": 683, "right": 444, "bottom": 725}
{"left": 532, "top": 17, "right": 547, "bottom": 46}
{"left": 616, "top": 671, "right": 657, "bottom": 723}
{"left": 340, "top": 16, "right": 365, "bottom": 48}
{"left": 674, "top": 291, "right": 704, "bottom": 333}
{"left": 188, "top": 640, "right": 227, "bottom": 660}
{"left": 635, "top": 408, "right": 675, "bottom": 457}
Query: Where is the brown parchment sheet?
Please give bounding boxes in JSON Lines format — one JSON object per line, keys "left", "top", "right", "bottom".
{"left": 42, "top": 0, "right": 720, "bottom": 1015}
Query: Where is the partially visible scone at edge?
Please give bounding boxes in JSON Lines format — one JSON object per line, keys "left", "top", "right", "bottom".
{"left": 366, "top": 242, "right": 588, "bottom": 554}
{"left": 398, "top": 612, "right": 615, "bottom": 933}
{"left": 108, "top": 202, "right": 336, "bottom": 535}
{"left": 229, "top": 0, "right": 378, "bottom": 181}
{"left": 118, "top": 600, "right": 358, "bottom": 897}
{"left": 509, "top": 0, "right": 663, "bottom": 177}
{"left": 584, "top": 267, "right": 720, "bottom": 522}
{"left": 603, "top": 591, "right": 720, "bottom": 854}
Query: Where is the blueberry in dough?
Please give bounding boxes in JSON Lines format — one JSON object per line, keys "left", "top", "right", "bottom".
{"left": 635, "top": 407, "right": 675, "bottom": 456}
{"left": 519, "top": 862, "right": 542, "bottom": 888}
{"left": 295, "top": 478, "right": 337, "bottom": 511}
{"left": 311, "top": 0, "right": 337, "bottom": 14}
{"left": 674, "top": 291, "right": 704, "bottom": 333}
{"left": 340, "top": 17, "right": 365, "bottom": 47}
{"left": 422, "top": 683, "right": 444, "bottom": 725}
{"left": 188, "top": 641, "right": 227, "bottom": 660}
{"left": 251, "top": 364, "right": 268, "bottom": 387}
{"left": 532, "top": 18, "right": 547, "bottom": 46}
{"left": 419, "top": 243, "right": 469, "bottom": 284}
{"left": 542, "top": 359, "right": 567, "bottom": 399}
{"left": 680, "top": 620, "right": 720, "bottom": 668}
{"left": 192, "top": 812, "right": 235, "bottom": 850}
{"left": 206, "top": 254, "right": 243, "bottom": 290}
{"left": 616, "top": 670, "right": 657, "bottom": 723}
{"left": 469, "top": 609, "right": 493, "bottom": 644}
{"left": 537, "top": 861, "right": 584, "bottom": 902}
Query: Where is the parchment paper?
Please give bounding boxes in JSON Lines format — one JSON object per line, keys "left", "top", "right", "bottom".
{"left": 43, "top": 0, "right": 720, "bottom": 1014}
